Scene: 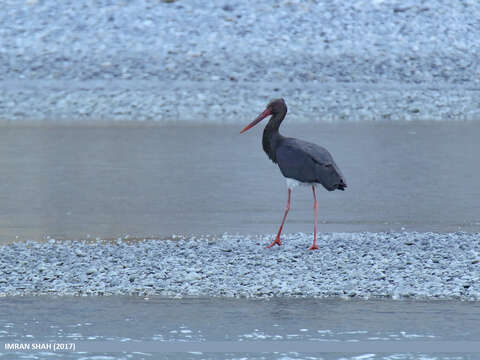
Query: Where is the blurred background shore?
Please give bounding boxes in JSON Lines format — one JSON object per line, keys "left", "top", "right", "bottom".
{"left": 1, "top": 0, "right": 479, "bottom": 124}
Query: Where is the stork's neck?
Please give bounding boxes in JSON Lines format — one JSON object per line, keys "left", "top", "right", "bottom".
{"left": 262, "top": 110, "right": 286, "bottom": 163}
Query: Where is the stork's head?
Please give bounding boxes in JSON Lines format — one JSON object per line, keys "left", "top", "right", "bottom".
{"left": 267, "top": 98, "right": 287, "bottom": 115}
{"left": 240, "top": 98, "right": 287, "bottom": 134}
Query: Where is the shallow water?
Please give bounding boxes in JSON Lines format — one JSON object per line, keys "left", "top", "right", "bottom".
{"left": 1, "top": 296, "right": 480, "bottom": 359}
{"left": 0, "top": 122, "right": 479, "bottom": 243}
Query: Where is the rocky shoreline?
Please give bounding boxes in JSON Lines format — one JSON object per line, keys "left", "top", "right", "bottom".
{"left": 1, "top": 232, "right": 479, "bottom": 300}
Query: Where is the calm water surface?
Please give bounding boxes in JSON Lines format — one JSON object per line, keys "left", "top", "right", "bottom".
{"left": 0, "top": 122, "right": 479, "bottom": 243}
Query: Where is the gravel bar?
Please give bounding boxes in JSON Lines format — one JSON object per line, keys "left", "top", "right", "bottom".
{"left": 1, "top": 232, "right": 480, "bottom": 300}
{"left": 2, "top": 81, "right": 480, "bottom": 124}
{"left": 1, "top": 0, "right": 480, "bottom": 123}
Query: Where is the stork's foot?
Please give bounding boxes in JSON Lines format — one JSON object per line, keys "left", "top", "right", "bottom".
{"left": 309, "top": 244, "right": 319, "bottom": 251}
{"left": 266, "top": 237, "right": 282, "bottom": 248}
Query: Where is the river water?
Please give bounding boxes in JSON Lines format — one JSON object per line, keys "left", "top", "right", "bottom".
{"left": 0, "top": 122, "right": 479, "bottom": 243}
{"left": 1, "top": 296, "right": 480, "bottom": 359}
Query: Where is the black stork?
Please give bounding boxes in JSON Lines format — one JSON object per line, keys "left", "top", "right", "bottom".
{"left": 240, "top": 98, "right": 347, "bottom": 250}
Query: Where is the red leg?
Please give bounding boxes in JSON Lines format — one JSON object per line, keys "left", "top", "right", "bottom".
{"left": 266, "top": 188, "right": 291, "bottom": 248}
{"left": 309, "top": 186, "right": 319, "bottom": 250}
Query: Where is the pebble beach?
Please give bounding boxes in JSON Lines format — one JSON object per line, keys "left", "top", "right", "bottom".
{"left": 1, "top": 232, "right": 480, "bottom": 300}
{"left": 1, "top": 0, "right": 480, "bottom": 123}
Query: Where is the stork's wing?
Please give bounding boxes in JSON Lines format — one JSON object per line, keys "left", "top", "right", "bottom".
{"left": 276, "top": 138, "right": 347, "bottom": 191}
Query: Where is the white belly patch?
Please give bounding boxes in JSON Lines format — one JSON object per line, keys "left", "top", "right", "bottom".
{"left": 286, "top": 178, "right": 315, "bottom": 189}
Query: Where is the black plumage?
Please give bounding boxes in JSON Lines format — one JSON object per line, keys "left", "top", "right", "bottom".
{"left": 275, "top": 137, "right": 346, "bottom": 191}
{"left": 257, "top": 98, "right": 346, "bottom": 191}
{"left": 240, "top": 98, "right": 347, "bottom": 250}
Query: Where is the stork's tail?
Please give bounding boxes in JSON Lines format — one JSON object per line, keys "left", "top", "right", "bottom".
{"left": 337, "top": 178, "right": 347, "bottom": 191}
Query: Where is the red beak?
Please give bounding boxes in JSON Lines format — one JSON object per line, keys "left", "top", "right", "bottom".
{"left": 240, "top": 108, "right": 271, "bottom": 134}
